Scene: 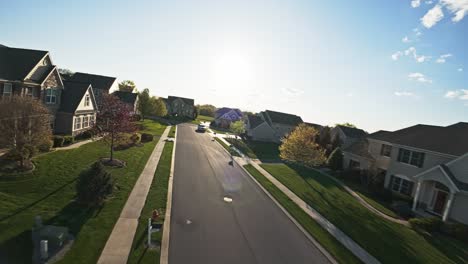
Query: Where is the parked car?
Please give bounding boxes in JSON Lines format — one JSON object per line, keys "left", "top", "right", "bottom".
{"left": 197, "top": 124, "right": 207, "bottom": 132}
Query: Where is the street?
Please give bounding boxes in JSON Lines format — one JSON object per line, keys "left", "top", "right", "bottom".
{"left": 168, "top": 123, "right": 330, "bottom": 264}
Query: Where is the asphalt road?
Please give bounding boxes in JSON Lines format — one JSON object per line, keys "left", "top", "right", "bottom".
{"left": 168, "top": 123, "right": 330, "bottom": 264}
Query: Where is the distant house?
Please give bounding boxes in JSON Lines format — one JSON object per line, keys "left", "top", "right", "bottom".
{"left": 330, "top": 125, "right": 367, "bottom": 149}
{"left": 246, "top": 110, "right": 303, "bottom": 143}
{"left": 163, "top": 96, "right": 195, "bottom": 119}
{"left": 214, "top": 107, "right": 243, "bottom": 128}
{"left": 342, "top": 122, "right": 468, "bottom": 224}
{"left": 112, "top": 91, "right": 139, "bottom": 115}
{"left": 0, "top": 45, "right": 64, "bottom": 129}
{"left": 55, "top": 81, "right": 97, "bottom": 136}
{"left": 68, "top": 72, "right": 117, "bottom": 110}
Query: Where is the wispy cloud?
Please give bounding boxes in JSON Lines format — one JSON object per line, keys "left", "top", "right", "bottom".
{"left": 412, "top": 0, "right": 422, "bottom": 7}
{"left": 436, "top": 53, "right": 453, "bottom": 63}
{"left": 408, "top": 72, "right": 433, "bottom": 83}
{"left": 445, "top": 89, "right": 468, "bottom": 99}
{"left": 402, "top": 36, "right": 411, "bottom": 43}
{"left": 421, "top": 5, "right": 444, "bottom": 28}
{"left": 394, "top": 91, "right": 416, "bottom": 97}
{"left": 392, "top": 46, "right": 431, "bottom": 62}
{"left": 426, "top": 0, "right": 434, "bottom": 4}
{"left": 458, "top": 68, "right": 464, "bottom": 72}
{"left": 282, "top": 87, "right": 304, "bottom": 96}
{"left": 441, "top": 0, "right": 468, "bottom": 22}
{"left": 392, "top": 51, "right": 403, "bottom": 60}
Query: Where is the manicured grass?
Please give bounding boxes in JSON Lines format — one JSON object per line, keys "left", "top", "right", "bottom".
{"left": 209, "top": 127, "right": 231, "bottom": 135}
{"left": 191, "top": 115, "right": 214, "bottom": 125}
{"left": 225, "top": 138, "right": 257, "bottom": 159}
{"left": 168, "top": 126, "right": 176, "bottom": 138}
{"left": 127, "top": 141, "right": 174, "bottom": 264}
{"left": 243, "top": 165, "right": 361, "bottom": 264}
{"left": 214, "top": 138, "right": 240, "bottom": 157}
{"left": 0, "top": 120, "right": 167, "bottom": 264}
{"left": 260, "top": 163, "right": 468, "bottom": 264}
{"left": 245, "top": 140, "right": 281, "bottom": 162}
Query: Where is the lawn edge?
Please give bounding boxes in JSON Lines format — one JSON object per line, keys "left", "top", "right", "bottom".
{"left": 160, "top": 125, "right": 176, "bottom": 264}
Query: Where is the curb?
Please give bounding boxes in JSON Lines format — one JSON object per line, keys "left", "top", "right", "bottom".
{"left": 212, "top": 137, "right": 337, "bottom": 264}
{"left": 160, "top": 125, "right": 177, "bottom": 264}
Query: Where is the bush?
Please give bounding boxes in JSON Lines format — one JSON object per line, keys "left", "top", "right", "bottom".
{"left": 53, "top": 136, "right": 64, "bottom": 148}
{"left": 327, "top": 148, "right": 343, "bottom": 171}
{"left": 76, "top": 162, "right": 115, "bottom": 206}
{"left": 76, "top": 130, "right": 93, "bottom": 140}
{"left": 341, "top": 169, "right": 361, "bottom": 183}
{"left": 141, "top": 133, "right": 154, "bottom": 142}
{"left": 130, "top": 133, "right": 141, "bottom": 145}
{"left": 409, "top": 217, "right": 442, "bottom": 232}
{"left": 63, "top": 136, "right": 74, "bottom": 146}
{"left": 442, "top": 222, "right": 468, "bottom": 243}
{"left": 38, "top": 140, "right": 53, "bottom": 152}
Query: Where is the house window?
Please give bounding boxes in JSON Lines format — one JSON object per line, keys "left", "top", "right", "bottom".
{"left": 3, "top": 83, "right": 12, "bottom": 97}
{"left": 349, "top": 159, "right": 360, "bottom": 169}
{"left": 74, "top": 116, "right": 82, "bottom": 130}
{"left": 397, "top": 148, "right": 425, "bottom": 167}
{"left": 84, "top": 94, "right": 90, "bottom": 106}
{"left": 83, "top": 116, "right": 89, "bottom": 128}
{"left": 90, "top": 115, "right": 95, "bottom": 126}
{"left": 45, "top": 88, "right": 57, "bottom": 104}
{"left": 390, "top": 175, "right": 414, "bottom": 196}
{"left": 24, "top": 87, "right": 33, "bottom": 97}
{"left": 380, "top": 144, "right": 392, "bottom": 157}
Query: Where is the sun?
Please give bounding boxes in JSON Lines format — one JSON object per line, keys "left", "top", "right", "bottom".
{"left": 212, "top": 50, "right": 253, "bottom": 85}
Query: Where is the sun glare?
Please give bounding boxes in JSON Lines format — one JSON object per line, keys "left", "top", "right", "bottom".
{"left": 212, "top": 50, "right": 253, "bottom": 85}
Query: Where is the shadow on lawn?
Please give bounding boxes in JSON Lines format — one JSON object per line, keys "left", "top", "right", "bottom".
{"left": 0, "top": 177, "right": 79, "bottom": 222}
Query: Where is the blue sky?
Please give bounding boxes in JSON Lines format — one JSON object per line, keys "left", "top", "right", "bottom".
{"left": 1, "top": 0, "right": 467, "bottom": 132}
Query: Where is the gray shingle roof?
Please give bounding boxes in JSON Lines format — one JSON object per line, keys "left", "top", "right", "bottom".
{"left": 368, "top": 123, "right": 468, "bottom": 156}
{"left": 69, "top": 72, "right": 116, "bottom": 91}
{"left": 168, "top": 96, "right": 194, "bottom": 106}
{"left": 337, "top": 125, "right": 367, "bottom": 138}
{"left": 440, "top": 164, "right": 468, "bottom": 191}
{"left": 0, "top": 45, "right": 48, "bottom": 81}
{"left": 342, "top": 138, "right": 375, "bottom": 160}
{"left": 60, "top": 81, "right": 94, "bottom": 113}
{"left": 248, "top": 114, "right": 265, "bottom": 129}
{"left": 112, "top": 91, "right": 138, "bottom": 105}
{"left": 264, "top": 110, "right": 303, "bottom": 126}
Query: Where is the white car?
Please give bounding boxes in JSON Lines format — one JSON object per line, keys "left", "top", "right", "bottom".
{"left": 197, "top": 124, "right": 207, "bottom": 132}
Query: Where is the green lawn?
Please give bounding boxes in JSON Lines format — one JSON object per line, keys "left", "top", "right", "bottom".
{"left": 225, "top": 138, "right": 257, "bottom": 159}
{"left": 260, "top": 163, "right": 468, "bottom": 264}
{"left": 127, "top": 141, "right": 174, "bottom": 264}
{"left": 214, "top": 138, "right": 240, "bottom": 157}
{"left": 209, "top": 127, "right": 231, "bottom": 135}
{"left": 225, "top": 139, "right": 280, "bottom": 162}
{"left": 0, "top": 120, "right": 167, "bottom": 264}
{"left": 243, "top": 165, "right": 361, "bottom": 264}
{"left": 191, "top": 115, "right": 214, "bottom": 125}
{"left": 168, "top": 126, "right": 176, "bottom": 138}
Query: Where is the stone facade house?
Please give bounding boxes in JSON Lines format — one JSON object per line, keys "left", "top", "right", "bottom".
{"left": 214, "top": 107, "right": 243, "bottom": 128}
{"left": 246, "top": 110, "right": 303, "bottom": 143}
{"left": 68, "top": 72, "right": 117, "bottom": 110}
{"left": 0, "top": 45, "right": 65, "bottom": 128}
{"left": 330, "top": 125, "right": 367, "bottom": 149}
{"left": 55, "top": 81, "right": 97, "bottom": 136}
{"left": 342, "top": 122, "right": 468, "bottom": 224}
{"left": 163, "top": 96, "right": 195, "bottom": 119}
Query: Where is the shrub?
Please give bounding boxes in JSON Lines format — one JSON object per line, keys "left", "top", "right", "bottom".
{"left": 76, "top": 162, "right": 114, "bottom": 206}
{"left": 38, "top": 140, "right": 53, "bottom": 152}
{"left": 327, "top": 147, "right": 343, "bottom": 171}
{"left": 442, "top": 222, "right": 468, "bottom": 243}
{"left": 53, "top": 136, "right": 64, "bottom": 148}
{"left": 76, "top": 130, "right": 93, "bottom": 140}
{"left": 409, "top": 217, "right": 442, "bottom": 232}
{"left": 341, "top": 169, "right": 361, "bottom": 183}
{"left": 130, "top": 133, "right": 141, "bottom": 145}
{"left": 63, "top": 136, "right": 74, "bottom": 146}
{"left": 141, "top": 133, "right": 154, "bottom": 142}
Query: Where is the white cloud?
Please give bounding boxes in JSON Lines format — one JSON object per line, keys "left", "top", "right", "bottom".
{"left": 394, "top": 46, "right": 431, "bottom": 62}
{"left": 408, "top": 72, "right": 433, "bottom": 83}
{"left": 458, "top": 68, "right": 463, "bottom": 71}
{"left": 282, "top": 87, "right": 304, "bottom": 96}
{"left": 441, "top": 0, "right": 468, "bottom": 22}
{"left": 445, "top": 89, "right": 468, "bottom": 99}
{"left": 395, "top": 91, "right": 415, "bottom": 97}
{"left": 402, "top": 36, "right": 411, "bottom": 43}
{"left": 392, "top": 51, "right": 403, "bottom": 60}
{"left": 416, "top": 55, "right": 431, "bottom": 62}
{"left": 412, "top": 0, "right": 422, "bottom": 7}
{"left": 421, "top": 5, "right": 445, "bottom": 28}
{"left": 436, "top": 53, "right": 453, "bottom": 63}
{"left": 426, "top": 0, "right": 434, "bottom": 4}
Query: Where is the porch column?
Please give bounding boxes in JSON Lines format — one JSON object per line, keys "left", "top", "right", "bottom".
{"left": 442, "top": 192, "right": 455, "bottom": 222}
{"left": 412, "top": 181, "right": 422, "bottom": 211}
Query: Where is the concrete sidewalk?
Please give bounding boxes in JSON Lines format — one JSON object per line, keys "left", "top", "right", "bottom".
{"left": 249, "top": 162, "right": 381, "bottom": 264}
{"left": 97, "top": 126, "right": 171, "bottom": 264}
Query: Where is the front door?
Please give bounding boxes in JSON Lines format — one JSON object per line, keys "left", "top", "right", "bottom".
{"left": 432, "top": 190, "right": 448, "bottom": 215}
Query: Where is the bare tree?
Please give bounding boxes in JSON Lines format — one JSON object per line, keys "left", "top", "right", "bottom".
{"left": 0, "top": 96, "right": 52, "bottom": 168}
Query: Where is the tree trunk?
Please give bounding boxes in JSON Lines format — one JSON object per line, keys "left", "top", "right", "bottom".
{"left": 110, "top": 131, "right": 114, "bottom": 161}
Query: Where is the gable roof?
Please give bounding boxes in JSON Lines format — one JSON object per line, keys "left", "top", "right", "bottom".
{"left": 0, "top": 45, "right": 49, "bottom": 81}
{"left": 368, "top": 122, "right": 468, "bottom": 156}
{"left": 248, "top": 114, "right": 265, "bottom": 129}
{"left": 69, "top": 72, "right": 116, "bottom": 91}
{"left": 337, "top": 125, "right": 367, "bottom": 138}
{"left": 216, "top": 107, "right": 243, "bottom": 118}
{"left": 305, "top": 122, "right": 323, "bottom": 131}
{"left": 263, "top": 110, "right": 303, "bottom": 126}
{"left": 168, "top": 96, "right": 194, "bottom": 106}
{"left": 112, "top": 91, "right": 138, "bottom": 105}
{"left": 60, "top": 81, "right": 95, "bottom": 113}
{"left": 440, "top": 164, "right": 468, "bottom": 192}
{"left": 342, "top": 138, "right": 375, "bottom": 160}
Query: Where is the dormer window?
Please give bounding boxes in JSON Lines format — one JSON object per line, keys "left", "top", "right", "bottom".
{"left": 84, "top": 94, "right": 90, "bottom": 106}
{"left": 46, "top": 88, "right": 57, "bottom": 104}
{"left": 3, "top": 83, "right": 12, "bottom": 97}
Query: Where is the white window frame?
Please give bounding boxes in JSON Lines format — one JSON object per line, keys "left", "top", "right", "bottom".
{"left": 25, "top": 87, "right": 33, "bottom": 97}
{"left": 83, "top": 116, "right": 89, "bottom": 128}
{"left": 84, "top": 94, "right": 90, "bottom": 107}
{"left": 89, "top": 115, "right": 95, "bottom": 126}
{"left": 391, "top": 175, "right": 413, "bottom": 196}
{"left": 74, "top": 116, "right": 82, "bottom": 130}
{"left": 3, "top": 83, "right": 12, "bottom": 97}
{"left": 46, "top": 88, "right": 57, "bottom": 104}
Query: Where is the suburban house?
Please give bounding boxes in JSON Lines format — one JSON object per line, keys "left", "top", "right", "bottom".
{"left": 162, "top": 96, "right": 195, "bottom": 119}
{"left": 246, "top": 110, "right": 303, "bottom": 143}
{"left": 112, "top": 91, "right": 139, "bottom": 115}
{"left": 55, "top": 81, "right": 97, "bottom": 136}
{"left": 330, "top": 125, "right": 367, "bottom": 149}
{"left": 342, "top": 122, "right": 468, "bottom": 224}
{"left": 214, "top": 107, "right": 243, "bottom": 128}
{"left": 68, "top": 72, "right": 117, "bottom": 109}
{"left": 305, "top": 122, "right": 323, "bottom": 132}
{"left": 0, "top": 45, "right": 64, "bottom": 127}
